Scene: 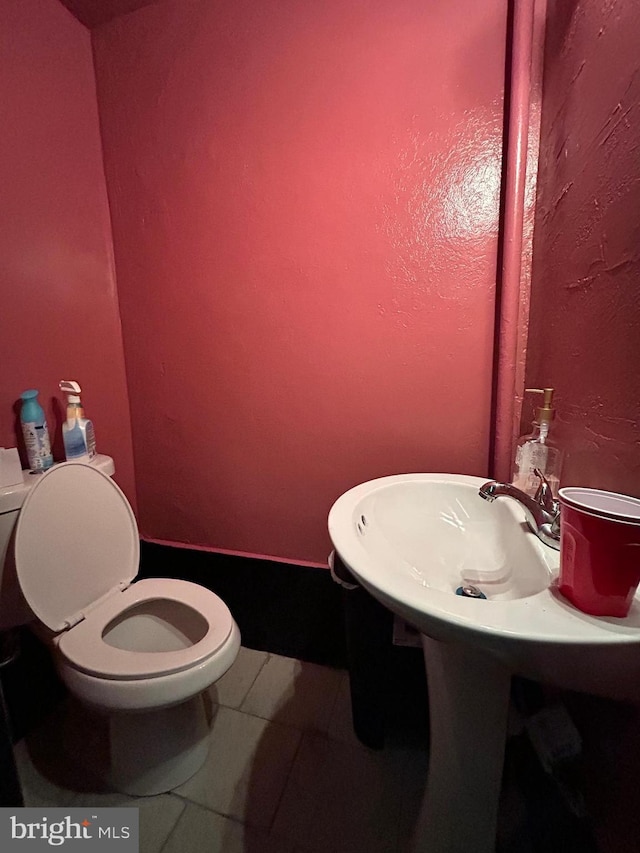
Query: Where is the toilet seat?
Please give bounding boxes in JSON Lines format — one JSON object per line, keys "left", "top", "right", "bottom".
{"left": 14, "top": 463, "right": 234, "bottom": 681}
{"left": 58, "top": 577, "right": 234, "bottom": 680}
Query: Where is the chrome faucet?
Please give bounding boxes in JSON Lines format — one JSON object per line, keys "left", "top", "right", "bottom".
{"left": 478, "top": 469, "right": 561, "bottom": 550}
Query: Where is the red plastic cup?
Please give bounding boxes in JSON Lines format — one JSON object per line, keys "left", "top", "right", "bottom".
{"left": 558, "top": 488, "right": 640, "bottom": 617}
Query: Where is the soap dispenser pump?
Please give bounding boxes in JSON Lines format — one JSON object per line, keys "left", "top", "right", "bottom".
{"left": 512, "top": 388, "right": 563, "bottom": 497}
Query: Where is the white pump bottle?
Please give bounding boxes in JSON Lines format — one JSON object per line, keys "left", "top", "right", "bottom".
{"left": 59, "top": 380, "right": 96, "bottom": 462}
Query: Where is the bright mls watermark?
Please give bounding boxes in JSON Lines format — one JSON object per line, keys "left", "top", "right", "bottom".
{"left": 0, "top": 809, "right": 138, "bottom": 851}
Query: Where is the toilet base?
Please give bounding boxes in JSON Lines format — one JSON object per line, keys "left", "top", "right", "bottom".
{"left": 109, "top": 694, "right": 209, "bottom": 796}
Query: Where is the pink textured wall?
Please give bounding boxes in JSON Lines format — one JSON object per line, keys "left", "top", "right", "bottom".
{"left": 93, "top": 0, "right": 507, "bottom": 564}
{"left": 526, "top": 0, "right": 640, "bottom": 497}
{"left": 0, "top": 0, "right": 136, "bottom": 507}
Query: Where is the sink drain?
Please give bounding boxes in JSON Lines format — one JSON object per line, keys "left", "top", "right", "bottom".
{"left": 455, "top": 585, "right": 487, "bottom": 599}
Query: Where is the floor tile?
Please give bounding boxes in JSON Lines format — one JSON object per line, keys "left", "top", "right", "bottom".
{"left": 133, "top": 795, "right": 187, "bottom": 853}
{"left": 161, "top": 801, "right": 296, "bottom": 853}
{"left": 208, "top": 646, "right": 268, "bottom": 710}
{"left": 325, "top": 671, "right": 362, "bottom": 747}
{"left": 240, "top": 654, "right": 342, "bottom": 732}
{"left": 66, "top": 792, "right": 185, "bottom": 853}
{"left": 272, "top": 731, "right": 424, "bottom": 853}
{"left": 396, "top": 746, "right": 430, "bottom": 851}
{"left": 173, "top": 705, "right": 301, "bottom": 829}
{"left": 9, "top": 651, "right": 434, "bottom": 853}
{"left": 68, "top": 790, "right": 135, "bottom": 807}
{"left": 13, "top": 739, "right": 79, "bottom": 807}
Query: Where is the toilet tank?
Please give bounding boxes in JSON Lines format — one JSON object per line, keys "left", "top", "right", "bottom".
{"left": 0, "top": 455, "right": 115, "bottom": 629}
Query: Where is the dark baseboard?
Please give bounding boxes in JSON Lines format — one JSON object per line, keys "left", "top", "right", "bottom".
{"left": 139, "top": 540, "right": 348, "bottom": 668}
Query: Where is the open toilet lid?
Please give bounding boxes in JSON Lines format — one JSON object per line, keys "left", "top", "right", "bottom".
{"left": 14, "top": 463, "right": 139, "bottom": 632}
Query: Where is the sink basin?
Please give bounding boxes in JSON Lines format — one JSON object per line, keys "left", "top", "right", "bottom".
{"left": 329, "top": 474, "right": 640, "bottom": 853}
{"left": 329, "top": 473, "right": 640, "bottom": 697}
{"left": 335, "top": 475, "right": 551, "bottom": 600}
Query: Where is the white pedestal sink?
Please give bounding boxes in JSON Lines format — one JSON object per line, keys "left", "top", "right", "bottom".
{"left": 329, "top": 474, "right": 640, "bottom": 853}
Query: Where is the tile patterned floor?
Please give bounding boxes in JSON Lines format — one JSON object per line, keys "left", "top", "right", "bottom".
{"left": 13, "top": 648, "right": 430, "bottom": 853}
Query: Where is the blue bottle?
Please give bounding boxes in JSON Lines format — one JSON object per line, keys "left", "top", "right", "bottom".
{"left": 20, "top": 389, "right": 54, "bottom": 472}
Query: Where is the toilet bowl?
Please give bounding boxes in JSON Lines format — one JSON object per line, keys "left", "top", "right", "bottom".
{"left": 9, "top": 461, "right": 240, "bottom": 796}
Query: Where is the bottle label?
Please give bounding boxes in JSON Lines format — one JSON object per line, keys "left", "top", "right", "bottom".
{"left": 85, "top": 421, "right": 96, "bottom": 458}
{"left": 514, "top": 444, "right": 546, "bottom": 496}
{"left": 64, "top": 425, "right": 87, "bottom": 459}
{"left": 22, "top": 421, "right": 53, "bottom": 471}
{"left": 513, "top": 443, "right": 559, "bottom": 496}
{"left": 63, "top": 420, "right": 96, "bottom": 460}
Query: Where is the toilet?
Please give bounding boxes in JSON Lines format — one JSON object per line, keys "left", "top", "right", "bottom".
{"left": 1, "top": 459, "right": 240, "bottom": 796}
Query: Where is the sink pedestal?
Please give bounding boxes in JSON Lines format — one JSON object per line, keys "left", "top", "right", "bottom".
{"left": 412, "top": 635, "right": 510, "bottom": 853}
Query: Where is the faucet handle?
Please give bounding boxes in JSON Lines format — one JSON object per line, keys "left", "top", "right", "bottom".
{"left": 533, "top": 468, "right": 557, "bottom": 512}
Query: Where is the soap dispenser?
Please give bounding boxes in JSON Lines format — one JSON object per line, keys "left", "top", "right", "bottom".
{"left": 512, "top": 388, "right": 563, "bottom": 498}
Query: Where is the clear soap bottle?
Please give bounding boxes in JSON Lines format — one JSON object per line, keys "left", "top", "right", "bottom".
{"left": 512, "top": 388, "right": 563, "bottom": 498}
